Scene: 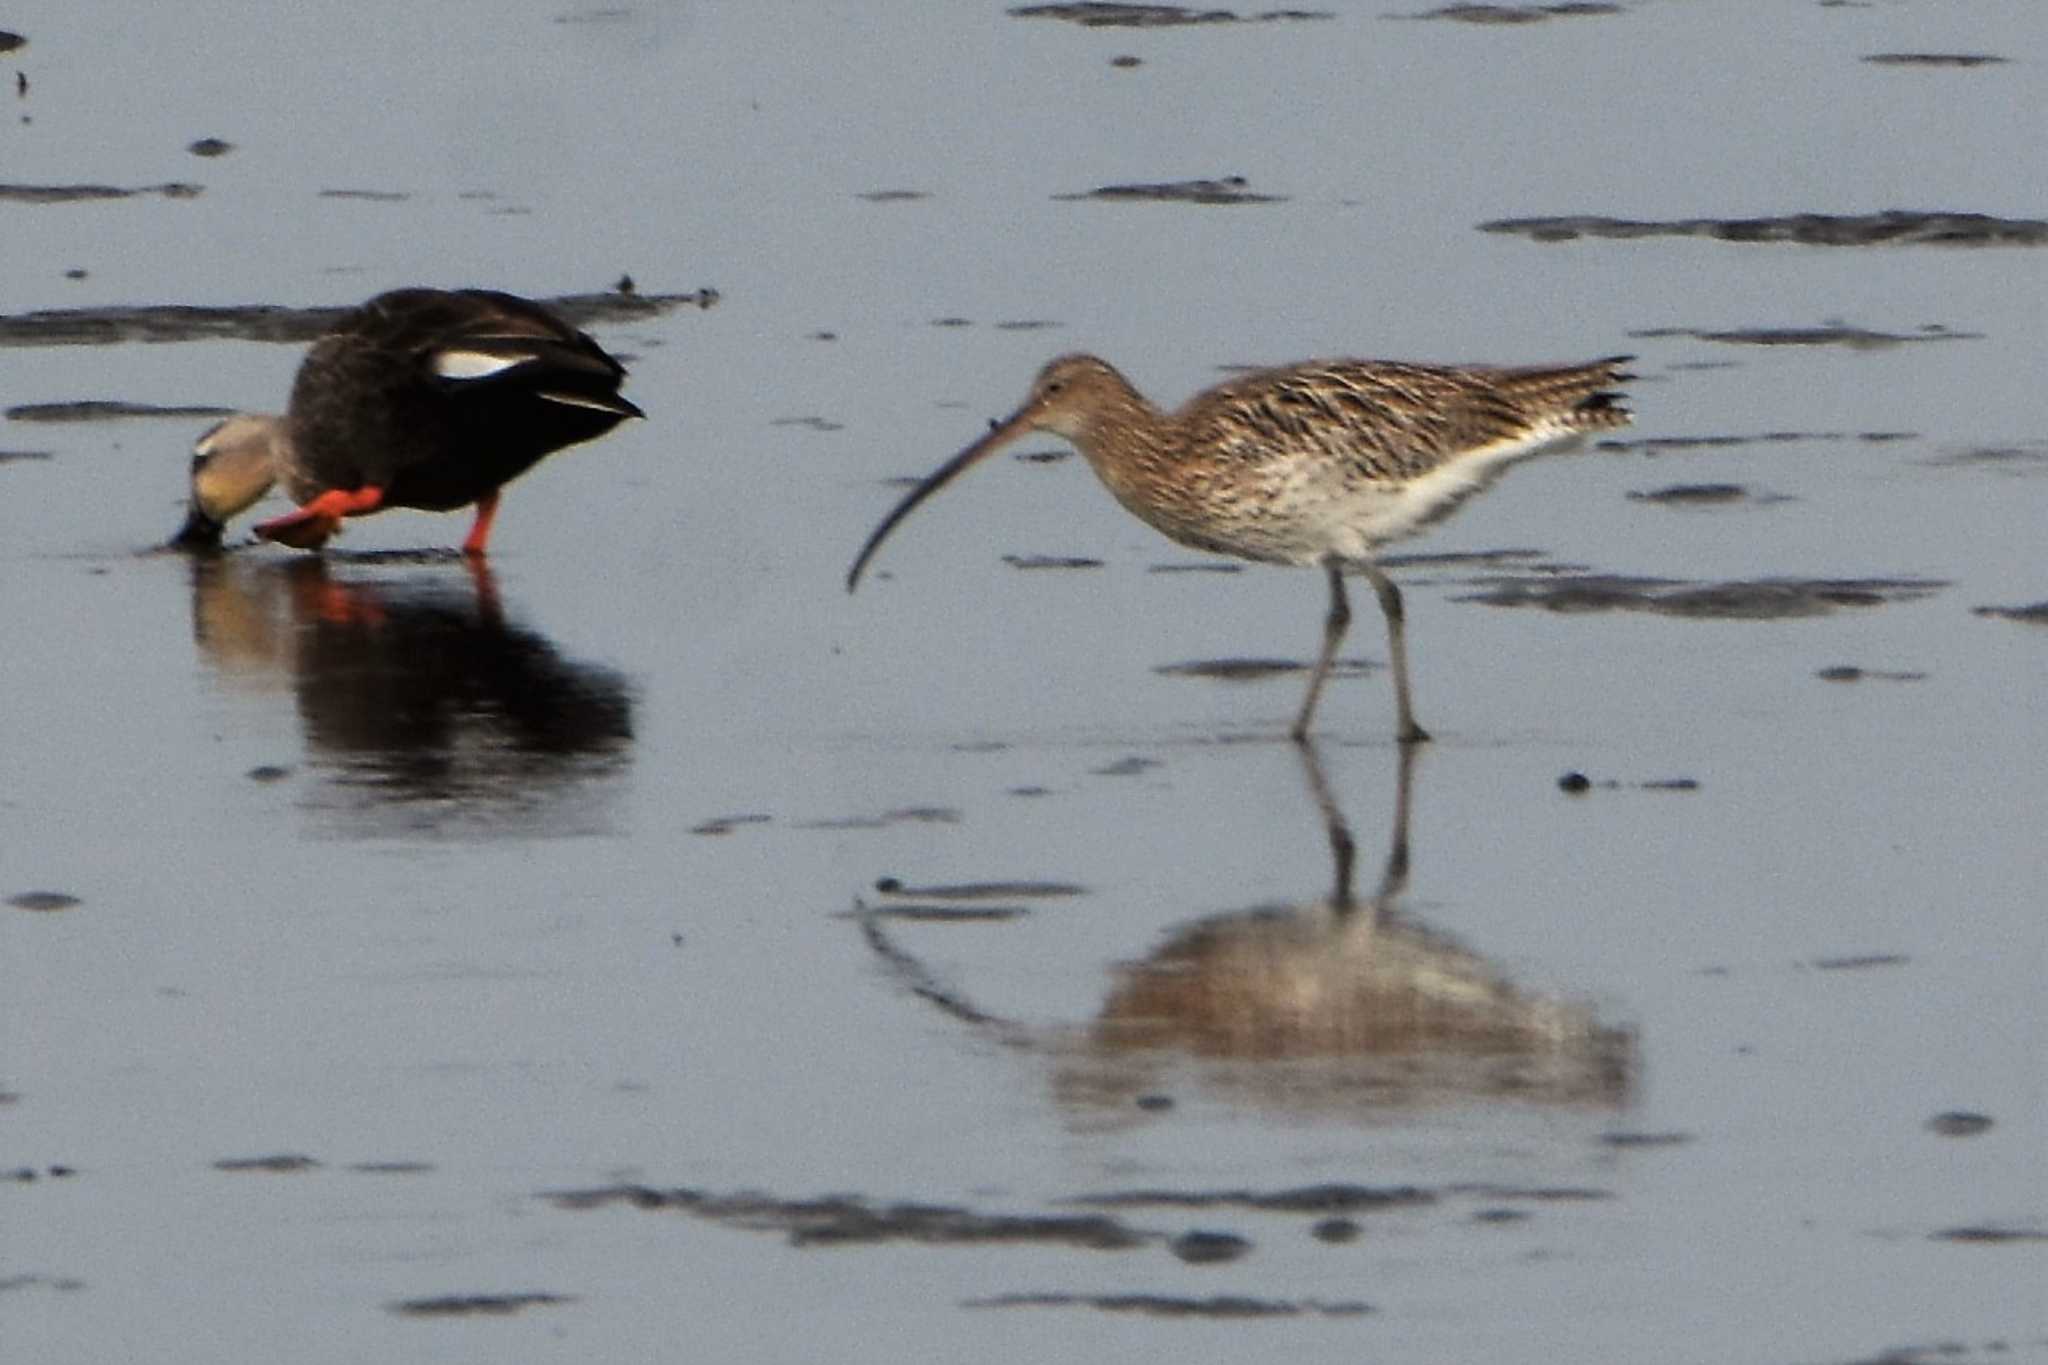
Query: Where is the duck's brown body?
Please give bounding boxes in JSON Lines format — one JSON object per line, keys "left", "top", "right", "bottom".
{"left": 174, "top": 288, "right": 642, "bottom": 554}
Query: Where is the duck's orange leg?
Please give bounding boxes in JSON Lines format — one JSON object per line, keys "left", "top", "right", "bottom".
{"left": 461, "top": 490, "right": 501, "bottom": 558}
{"left": 254, "top": 486, "right": 386, "bottom": 549}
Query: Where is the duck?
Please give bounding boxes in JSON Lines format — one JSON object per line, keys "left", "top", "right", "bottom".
{"left": 171, "top": 287, "right": 644, "bottom": 555}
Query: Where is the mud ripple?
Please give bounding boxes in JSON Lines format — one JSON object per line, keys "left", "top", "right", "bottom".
{"left": 1071, "top": 1183, "right": 1435, "bottom": 1214}
{"left": 0, "top": 449, "right": 52, "bottom": 464}
{"left": 1629, "top": 323, "right": 1978, "bottom": 349}
{"left": 1930, "top": 1226, "right": 2048, "bottom": 1245}
{"left": 213, "top": 1153, "right": 320, "bottom": 1173}
{"left": 5, "top": 400, "right": 233, "bottom": 423}
{"left": 1483, "top": 211, "right": 2048, "bottom": 247}
{"left": 1816, "top": 665, "right": 1926, "bottom": 683}
{"left": 875, "top": 877, "right": 1087, "bottom": 900}
{"left": 1004, "top": 553, "right": 1104, "bottom": 570}
{"left": 1972, "top": 601, "right": 2048, "bottom": 625}
{"left": 1921, "top": 444, "right": 2048, "bottom": 475}
{"left": 1457, "top": 574, "right": 1944, "bottom": 618}
{"left": 1925, "top": 1111, "right": 1993, "bottom": 1138}
{"left": 0, "top": 289, "right": 718, "bottom": 349}
{"left": 1154, "top": 656, "right": 1374, "bottom": 681}
{"left": 0, "top": 182, "right": 201, "bottom": 204}
{"left": 799, "top": 806, "right": 962, "bottom": 831}
{"left": 1863, "top": 53, "right": 2009, "bottom": 68}
{"left": 1010, "top": 3, "right": 1331, "bottom": 26}
{"left": 1054, "top": 176, "right": 1283, "bottom": 205}
{"left": 1599, "top": 430, "right": 1917, "bottom": 456}
{"left": 1627, "top": 482, "right": 1778, "bottom": 507}
{"left": 857, "top": 189, "right": 929, "bottom": 202}
{"left": 1394, "top": 3, "right": 1620, "bottom": 22}
{"left": 965, "top": 1292, "right": 1369, "bottom": 1317}
{"left": 547, "top": 1185, "right": 1156, "bottom": 1249}
{"left": 390, "top": 1293, "right": 575, "bottom": 1318}
{"left": 187, "top": 138, "right": 234, "bottom": 157}
{"left": 8, "top": 890, "right": 79, "bottom": 912}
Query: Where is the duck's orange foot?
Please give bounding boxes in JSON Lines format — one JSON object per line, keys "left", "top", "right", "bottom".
{"left": 253, "top": 486, "right": 386, "bottom": 550}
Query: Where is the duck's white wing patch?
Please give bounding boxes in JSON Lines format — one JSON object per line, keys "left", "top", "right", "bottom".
{"left": 431, "top": 348, "right": 532, "bottom": 380}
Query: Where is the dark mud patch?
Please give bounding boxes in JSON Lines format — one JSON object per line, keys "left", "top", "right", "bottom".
{"left": 798, "top": 806, "right": 962, "bottom": 831}
{"left": 1480, "top": 211, "right": 2048, "bottom": 247}
{"left": 4, "top": 1165, "right": 76, "bottom": 1182}
{"left": 8, "top": 890, "right": 79, "bottom": 912}
{"left": 1930, "top": 1226, "right": 2048, "bottom": 1245}
{"left": 1381, "top": 546, "right": 1555, "bottom": 569}
{"left": 875, "top": 877, "right": 1086, "bottom": 900}
{"left": 1091, "top": 756, "right": 1161, "bottom": 777}
{"left": 0, "top": 288, "right": 718, "bottom": 348}
{"left": 1972, "top": 601, "right": 2048, "bottom": 625}
{"left": 1313, "top": 1217, "right": 1362, "bottom": 1242}
{"left": 1014, "top": 447, "right": 1073, "bottom": 463}
{"left": 1925, "top": 1112, "right": 1993, "bottom": 1138}
{"left": 349, "top": 1160, "right": 436, "bottom": 1174}
{"left": 1445, "top": 1183, "right": 1613, "bottom": 1203}
{"left": 1599, "top": 430, "right": 1916, "bottom": 456}
{"left": 213, "top": 1153, "right": 320, "bottom": 1173}
{"left": 0, "top": 182, "right": 200, "bottom": 204}
{"left": 966, "top": 1292, "right": 1369, "bottom": 1317}
{"left": 857, "top": 189, "right": 929, "bottom": 202}
{"left": 1394, "top": 3, "right": 1620, "bottom": 22}
{"left": 1170, "top": 1230, "right": 1252, "bottom": 1263}
{"left": 995, "top": 319, "right": 1063, "bottom": 332}
{"left": 5, "top": 400, "right": 234, "bottom": 423}
{"left": 1805, "top": 953, "right": 1909, "bottom": 971}
{"left": 1010, "top": 4, "right": 1332, "bottom": 26}
{"left": 1004, "top": 553, "right": 1104, "bottom": 570}
{"left": 547, "top": 1185, "right": 1156, "bottom": 1250}
{"left": 1457, "top": 574, "right": 1944, "bottom": 618}
{"left": 1599, "top": 1130, "right": 1695, "bottom": 1147}
{"left": 855, "top": 903, "right": 1031, "bottom": 923}
{"left": 319, "top": 188, "right": 411, "bottom": 202}
{"left": 1863, "top": 53, "right": 2009, "bottom": 68}
{"left": 771, "top": 415, "right": 844, "bottom": 432}
{"left": 187, "top": 138, "right": 234, "bottom": 157}
{"left": 0, "top": 448, "right": 53, "bottom": 464}
{"left": 1921, "top": 443, "right": 2048, "bottom": 475}
{"left": 1816, "top": 665, "right": 1927, "bottom": 683}
{"left": 1628, "top": 482, "right": 1782, "bottom": 507}
{"left": 390, "top": 1292, "right": 575, "bottom": 1318}
{"left": 690, "top": 812, "right": 773, "bottom": 835}
{"left": 0, "top": 1274, "right": 86, "bottom": 1296}
{"left": 1628, "top": 323, "right": 1978, "bottom": 349}
{"left": 1071, "top": 1184, "right": 1436, "bottom": 1214}
{"left": 1147, "top": 560, "right": 1243, "bottom": 573}
{"left": 1055, "top": 176, "right": 1284, "bottom": 205}
{"left": 554, "top": 7, "right": 635, "bottom": 22}
{"left": 1155, "top": 656, "right": 1375, "bottom": 682}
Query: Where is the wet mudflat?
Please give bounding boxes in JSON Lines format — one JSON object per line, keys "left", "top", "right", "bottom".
{"left": 3, "top": 4, "right": 2045, "bottom": 1364}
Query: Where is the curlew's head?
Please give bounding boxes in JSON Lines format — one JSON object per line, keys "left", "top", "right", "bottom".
{"left": 845, "top": 353, "right": 1138, "bottom": 591}
{"left": 169, "top": 414, "right": 286, "bottom": 550}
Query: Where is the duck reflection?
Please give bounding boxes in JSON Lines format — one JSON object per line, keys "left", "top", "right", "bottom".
{"left": 188, "top": 553, "right": 632, "bottom": 837}
{"left": 860, "top": 746, "right": 1633, "bottom": 1122}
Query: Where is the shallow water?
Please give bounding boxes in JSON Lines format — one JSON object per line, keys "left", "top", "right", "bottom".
{"left": 4, "top": 3, "right": 2045, "bottom": 1362}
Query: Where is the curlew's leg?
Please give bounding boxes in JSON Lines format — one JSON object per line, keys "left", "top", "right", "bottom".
{"left": 1360, "top": 561, "right": 1431, "bottom": 746}
{"left": 254, "top": 485, "right": 385, "bottom": 550}
{"left": 1292, "top": 562, "right": 1351, "bottom": 743}
{"left": 461, "top": 490, "right": 502, "bottom": 558}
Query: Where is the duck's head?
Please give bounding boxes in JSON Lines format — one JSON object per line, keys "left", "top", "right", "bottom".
{"left": 170, "top": 414, "right": 285, "bottom": 550}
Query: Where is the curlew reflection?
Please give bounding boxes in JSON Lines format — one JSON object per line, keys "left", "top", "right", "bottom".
{"left": 188, "top": 553, "right": 633, "bottom": 837}
{"left": 859, "top": 745, "right": 1633, "bottom": 1122}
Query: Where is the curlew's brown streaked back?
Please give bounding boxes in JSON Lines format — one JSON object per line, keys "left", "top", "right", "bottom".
{"left": 847, "top": 351, "right": 1633, "bottom": 743}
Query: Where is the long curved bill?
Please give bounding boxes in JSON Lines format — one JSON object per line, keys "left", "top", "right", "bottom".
{"left": 845, "top": 407, "right": 1035, "bottom": 592}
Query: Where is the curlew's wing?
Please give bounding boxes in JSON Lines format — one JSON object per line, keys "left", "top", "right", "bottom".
{"left": 1180, "top": 357, "right": 1632, "bottom": 480}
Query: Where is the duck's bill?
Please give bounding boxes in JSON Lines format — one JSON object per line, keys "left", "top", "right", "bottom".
{"left": 168, "top": 504, "right": 227, "bottom": 551}
{"left": 845, "top": 408, "right": 1032, "bottom": 592}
